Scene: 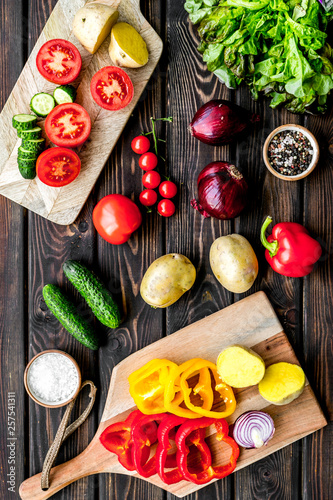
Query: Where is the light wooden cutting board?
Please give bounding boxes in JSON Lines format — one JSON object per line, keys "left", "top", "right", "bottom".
{"left": 19, "top": 292, "right": 327, "bottom": 499}
{"left": 0, "top": 0, "right": 163, "bottom": 225}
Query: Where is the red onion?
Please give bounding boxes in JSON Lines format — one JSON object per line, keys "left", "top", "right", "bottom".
{"left": 191, "top": 161, "right": 248, "bottom": 220}
{"left": 233, "top": 411, "right": 275, "bottom": 449}
{"left": 189, "top": 100, "right": 260, "bottom": 145}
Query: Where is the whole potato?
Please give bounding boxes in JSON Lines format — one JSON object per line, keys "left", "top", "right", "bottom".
{"left": 140, "top": 254, "right": 196, "bottom": 308}
{"left": 210, "top": 234, "right": 258, "bottom": 293}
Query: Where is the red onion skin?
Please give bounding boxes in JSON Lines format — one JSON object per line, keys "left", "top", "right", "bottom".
{"left": 191, "top": 161, "right": 248, "bottom": 220}
{"left": 190, "top": 100, "right": 260, "bottom": 146}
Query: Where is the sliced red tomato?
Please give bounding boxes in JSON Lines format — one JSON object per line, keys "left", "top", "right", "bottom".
{"left": 36, "top": 39, "right": 82, "bottom": 84}
{"left": 90, "top": 66, "right": 134, "bottom": 111}
{"left": 37, "top": 147, "right": 81, "bottom": 187}
{"left": 45, "top": 103, "right": 91, "bottom": 147}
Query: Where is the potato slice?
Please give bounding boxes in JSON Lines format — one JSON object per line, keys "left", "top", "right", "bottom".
{"left": 258, "top": 362, "right": 305, "bottom": 405}
{"left": 217, "top": 345, "right": 265, "bottom": 388}
{"left": 109, "top": 22, "right": 149, "bottom": 68}
{"left": 73, "top": 4, "right": 119, "bottom": 54}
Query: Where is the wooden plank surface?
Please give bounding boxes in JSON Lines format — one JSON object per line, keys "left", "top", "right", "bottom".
{"left": 0, "top": 1, "right": 332, "bottom": 500}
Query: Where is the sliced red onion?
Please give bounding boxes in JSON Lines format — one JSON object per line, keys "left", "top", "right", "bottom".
{"left": 233, "top": 411, "right": 275, "bottom": 449}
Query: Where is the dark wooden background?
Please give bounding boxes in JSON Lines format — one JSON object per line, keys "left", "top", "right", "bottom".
{"left": 0, "top": 0, "right": 332, "bottom": 499}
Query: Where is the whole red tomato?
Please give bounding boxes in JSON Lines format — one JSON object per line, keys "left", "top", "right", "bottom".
{"left": 93, "top": 194, "right": 142, "bottom": 245}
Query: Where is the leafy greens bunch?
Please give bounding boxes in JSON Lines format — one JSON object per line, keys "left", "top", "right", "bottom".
{"left": 184, "top": 0, "right": 333, "bottom": 113}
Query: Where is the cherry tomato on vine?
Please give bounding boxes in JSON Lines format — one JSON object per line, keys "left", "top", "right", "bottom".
{"left": 157, "top": 199, "right": 175, "bottom": 217}
{"left": 139, "top": 189, "right": 158, "bottom": 207}
{"left": 159, "top": 180, "right": 177, "bottom": 199}
{"left": 131, "top": 135, "right": 150, "bottom": 154}
{"left": 139, "top": 152, "right": 158, "bottom": 171}
{"left": 142, "top": 171, "right": 161, "bottom": 189}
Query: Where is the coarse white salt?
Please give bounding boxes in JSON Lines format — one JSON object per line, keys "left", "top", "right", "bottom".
{"left": 27, "top": 353, "right": 79, "bottom": 405}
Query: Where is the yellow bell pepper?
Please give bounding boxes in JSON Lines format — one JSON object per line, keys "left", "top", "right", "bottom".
{"left": 164, "top": 359, "right": 215, "bottom": 419}
{"left": 128, "top": 357, "right": 236, "bottom": 419}
{"left": 128, "top": 359, "right": 177, "bottom": 414}
{"left": 179, "top": 359, "right": 236, "bottom": 418}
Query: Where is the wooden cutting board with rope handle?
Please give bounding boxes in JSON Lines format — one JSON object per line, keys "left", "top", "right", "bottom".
{"left": 19, "top": 292, "right": 327, "bottom": 499}
{"left": 0, "top": 0, "right": 163, "bottom": 225}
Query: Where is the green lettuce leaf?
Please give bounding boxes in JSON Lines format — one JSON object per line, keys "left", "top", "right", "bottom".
{"left": 185, "top": 0, "right": 333, "bottom": 113}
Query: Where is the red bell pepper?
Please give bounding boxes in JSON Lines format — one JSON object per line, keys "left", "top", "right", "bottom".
{"left": 176, "top": 417, "right": 239, "bottom": 485}
{"left": 131, "top": 413, "right": 178, "bottom": 478}
{"left": 99, "top": 410, "right": 157, "bottom": 471}
{"left": 155, "top": 415, "right": 187, "bottom": 484}
{"left": 260, "top": 216, "right": 322, "bottom": 278}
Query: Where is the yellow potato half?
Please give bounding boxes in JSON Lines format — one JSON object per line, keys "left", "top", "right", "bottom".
{"left": 140, "top": 254, "right": 196, "bottom": 308}
{"left": 258, "top": 362, "right": 306, "bottom": 405}
{"left": 217, "top": 345, "right": 265, "bottom": 388}
{"left": 73, "top": 4, "right": 119, "bottom": 54}
{"left": 109, "top": 22, "right": 149, "bottom": 68}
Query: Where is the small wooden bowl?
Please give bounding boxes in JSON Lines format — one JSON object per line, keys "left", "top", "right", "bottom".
{"left": 24, "top": 350, "right": 81, "bottom": 408}
{"left": 263, "top": 124, "right": 319, "bottom": 181}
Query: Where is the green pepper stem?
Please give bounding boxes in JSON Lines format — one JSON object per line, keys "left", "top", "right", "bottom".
{"left": 260, "top": 216, "right": 279, "bottom": 257}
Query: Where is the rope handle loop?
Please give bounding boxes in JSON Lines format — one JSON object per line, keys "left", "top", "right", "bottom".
{"left": 41, "top": 380, "right": 97, "bottom": 491}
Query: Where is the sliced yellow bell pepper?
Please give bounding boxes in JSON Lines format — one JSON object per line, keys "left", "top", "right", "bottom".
{"left": 179, "top": 359, "right": 236, "bottom": 418}
{"left": 164, "top": 359, "right": 215, "bottom": 419}
{"left": 128, "top": 357, "right": 236, "bottom": 419}
{"left": 128, "top": 359, "right": 177, "bottom": 414}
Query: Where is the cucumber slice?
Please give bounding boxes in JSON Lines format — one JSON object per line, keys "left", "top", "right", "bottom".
{"left": 18, "top": 158, "right": 36, "bottom": 169}
{"left": 22, "top": 138, "right": 45, "bottom": 152}
{"left": 18, "top": 127, "right": 42, "bottom": 140}
{"left": 53, "top": 85, "right": 76, "bottom": 105}
{"left": 12, "top": 114, "right": 37, "bottom": 130}
{"left": 18, "top": 146, "right": 39, "bottom": 160}
{"left": 18, "top": 166, "right": 36, "bottom": 180}
{"left": 30, "top": 93, "right": 55, "bottom": 117}
{"left": 18, "top": 158, "right": 37, "bottom": 180}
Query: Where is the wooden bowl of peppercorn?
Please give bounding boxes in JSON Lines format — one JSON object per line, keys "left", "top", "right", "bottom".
{"left": 263, "top": 124, "right": 319, "bottom": 181}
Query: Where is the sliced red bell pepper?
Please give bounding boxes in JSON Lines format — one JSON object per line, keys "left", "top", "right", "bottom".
{"left": 156, "top": 415, "right": 187, "bottom": 484}
{"left": 100, "top": 410, "right": 157, "bottom": 471}
{"left": 176, "top": 417, "right": 239, "bottom": 484}
{"left": 131, "top": 413, "right": 170, "bottom": 477}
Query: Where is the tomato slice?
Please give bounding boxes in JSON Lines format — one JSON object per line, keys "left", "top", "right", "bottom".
{"left": 90, "top": 66, "right": 134, "bottom": 111}
{"left": 36, "top": 39, "right": 82, "bottom": 84}
{"left": 45, "top": 103, "right": 91, "bottom": 147}
{"left": 37, "top": 147, "right": 81, "bottom": 187}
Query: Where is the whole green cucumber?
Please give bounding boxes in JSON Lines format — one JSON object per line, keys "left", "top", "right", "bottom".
{"left": 62, "top": 260, "right": 121, "bottom": 329}
{"left": 42, "top": 284, "right": 99, "bottom": 350}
